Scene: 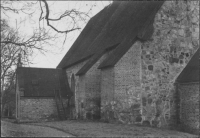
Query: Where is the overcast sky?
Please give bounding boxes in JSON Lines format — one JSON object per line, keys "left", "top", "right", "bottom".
{"left": 2, "top": 1, "right": 111, "bottom": 68}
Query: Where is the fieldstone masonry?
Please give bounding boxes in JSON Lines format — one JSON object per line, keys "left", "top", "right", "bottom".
{"left": 100, "top": 0, "right": 199, "bottom": 130}
{"left": 63, "top": 0, "right": 199, "bottom": 134}
{"left": 140, "top": 0, "right": 199, "bottom": 128}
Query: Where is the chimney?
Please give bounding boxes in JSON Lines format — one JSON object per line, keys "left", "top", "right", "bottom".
{"left": 17, "top": 53, "right": 22, "bottom": 67}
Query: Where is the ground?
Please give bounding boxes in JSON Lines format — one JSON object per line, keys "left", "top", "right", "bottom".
{"left": 1, "top": 119, "right": 198, "bottom": 137}
{"left": 1, "top": 120, "right": 73, "bottom": 137}
{"left": 28, "top": 120, "right": 198, "bottom": 137}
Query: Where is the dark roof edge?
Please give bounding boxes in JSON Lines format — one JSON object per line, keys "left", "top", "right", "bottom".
{"left": 76, "top": 43, "right": 120, "bottom": 75}
{"left": 98, "top": 38, "right": 137, "bottom": 69}
{"left": 105, "top": 43, "right": 120, "bottom": 51}
{"left": 76, "top": 52, "right": 104, "bottom": 76}
{"left": 58, "top": 55, "right": 93, "bottom": 70}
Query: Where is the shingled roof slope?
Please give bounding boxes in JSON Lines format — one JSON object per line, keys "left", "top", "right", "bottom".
{"left": 17, "top": 67, "right": 72, "bottom": 97}
{"left": 176, "top": 48, "right": 199, "bottom": 83}
{"left": 57, "top": 1, "right": 164, "bottom": 73}
{"left": 57, "top": 1, "right": 121, "bottom": 69}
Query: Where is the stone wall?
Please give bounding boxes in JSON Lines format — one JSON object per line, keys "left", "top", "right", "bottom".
{"left": 20, "top": 98, "right": 58, "bottom": 120}
{"left": 63, "top": 1, "right": 199, "bottom": 130}
{"left": 101, "top": 42, "right": 142, "bottom": 123}
{"left": 65, "top": 53, "right": 109, "bottom": 120}
{"left": 178, "top": 83, "right": 199, "bottom": 135}
{"left": 66, "top": 60, "right": 88, "bottom": 119}
{"left": 115, "top": 42, "right": 141, "bottom": 101}
{"left": 66, "top": 60, "right": 88, "bottom": 87}
{"left": 84, "top": 53, "right": 109, "bottom": 120}
{"left": 101, "top": 67, "right": 114, "bottom": 121}
{"left": 76, "top": 75, "right": 86, "bottom": 119}
{"left": 140, "top": 0, "right": 199, "bottom": 128}
{"left": 100, "top": 0, "right": 199, "bottom": 128}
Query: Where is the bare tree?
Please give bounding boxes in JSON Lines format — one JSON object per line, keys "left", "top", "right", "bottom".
{"left": 1, "top": 71, "right": 16, "bottom": 117}
{"left": 0, "top": 0, "right": 99, "bottom": 91}
{"left": 0, "top": 19, "right": 56, "bottom": 116}
{"left": 0, "top": 0, "right": 110, "bottom": 116}
{"left": 1, "top": 19, "right": 55, "bottom": 89}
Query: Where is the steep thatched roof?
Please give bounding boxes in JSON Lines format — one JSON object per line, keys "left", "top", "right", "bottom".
{"left": 17, "top": 67, "right": 72, "bottom": 97}
{"left": 176, "top": 48, "right": 200, "bottom": 83}
{"left": 57, "top": 1, "right": 164, "bottom": 74}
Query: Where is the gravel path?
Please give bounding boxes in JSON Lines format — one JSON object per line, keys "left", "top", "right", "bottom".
{"left": 1, "top": 120, "right": 74, "bottom": 137}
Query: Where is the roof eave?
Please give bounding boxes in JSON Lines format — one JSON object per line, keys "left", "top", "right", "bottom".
{"left": 76, "top": 43, "right": 120, "bottom": 75}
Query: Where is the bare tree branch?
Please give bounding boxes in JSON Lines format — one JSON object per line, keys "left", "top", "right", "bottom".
{"left": 39, "top": 0, "right": 92, "bottom": 34}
